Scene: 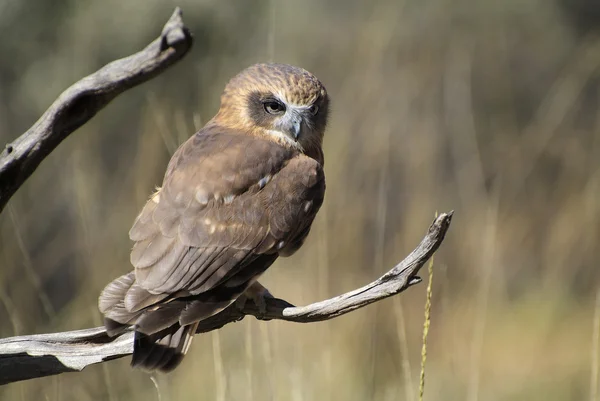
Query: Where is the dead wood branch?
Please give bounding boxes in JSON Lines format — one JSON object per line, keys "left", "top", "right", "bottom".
{"left": 0, "top": 212, "right": 452, "bottom": 385}
{"left": 0, "top": 8, "right": 193, "bottom": 214}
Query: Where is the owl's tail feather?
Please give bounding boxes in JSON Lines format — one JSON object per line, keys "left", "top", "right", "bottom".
{"left": 99, "top": 271, "right": 200, "bottom": 372}
{"left": 131, "top": 322, "right": 199, "bottom": 372}
{"left": 99, "top": 271, "right": 142, "bottom": 336}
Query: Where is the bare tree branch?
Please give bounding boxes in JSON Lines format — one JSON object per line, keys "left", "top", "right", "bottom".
{"left": 0, "top": 212, "right": 452, "bottom": 385}
{"left": 0, "top": 7, "right": 193, "bottom": 214}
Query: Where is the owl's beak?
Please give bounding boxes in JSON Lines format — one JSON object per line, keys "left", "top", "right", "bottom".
{"left": 286, "top": 110, "right": 302, "bottom": 141}
{"left": 279, "top": 110, "right": 302, "bottom": 141}
{"left": 290, "top": 115, "right": 302, "bottom": 140}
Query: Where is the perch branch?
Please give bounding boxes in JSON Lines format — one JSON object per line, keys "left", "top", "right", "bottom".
{"left": 0, "top": 7, "right": 193, "bottom": 214}
{"left": 0, "top": 212, "right": 452, "bottom": 385}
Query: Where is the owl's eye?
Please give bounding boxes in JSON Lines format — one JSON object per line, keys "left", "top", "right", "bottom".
{"left": 264, "top": 100, "right": 286, "bottom": 115}
{"left": 308, "top": 104, "right": 319, "bottom": 115}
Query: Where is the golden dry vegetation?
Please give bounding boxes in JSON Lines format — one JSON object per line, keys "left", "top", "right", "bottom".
{"left": 1, "top": 0, "right": 600, "bottom": 400}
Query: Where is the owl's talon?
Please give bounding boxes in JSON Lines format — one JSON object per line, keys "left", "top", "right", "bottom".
{"left": 236, "top": 281, "right": 274, "bottom": 316}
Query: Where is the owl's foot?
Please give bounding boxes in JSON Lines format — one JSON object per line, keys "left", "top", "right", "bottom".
{"left": 236, "top": 281, "right": 274, "bottom": 316}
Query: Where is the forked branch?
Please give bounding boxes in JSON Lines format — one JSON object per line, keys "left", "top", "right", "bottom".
{"left": 0, "top": 212, "right": 452, "bottom": 385}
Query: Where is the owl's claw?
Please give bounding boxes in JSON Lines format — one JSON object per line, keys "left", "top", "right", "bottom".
{"left": 236, "top": 281, "right": 274, "bottom": 316}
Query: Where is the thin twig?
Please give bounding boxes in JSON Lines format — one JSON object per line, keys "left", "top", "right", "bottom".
{"left": 418, "top": 251, "right": 434, "bottom": 401}
{"left": 150, "top": 375, "right": 162, "bottom": 401}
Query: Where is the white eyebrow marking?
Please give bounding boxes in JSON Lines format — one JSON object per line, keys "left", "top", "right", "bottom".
{"left": 274, "top": 91, "right": 287, "bottom": 104}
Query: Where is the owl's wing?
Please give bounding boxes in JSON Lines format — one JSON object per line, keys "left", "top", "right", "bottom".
{"left": 127, "top": 127, "right": 324, "bottom": 305}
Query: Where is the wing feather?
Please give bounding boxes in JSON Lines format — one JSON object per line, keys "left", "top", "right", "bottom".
{"left": 128, "top": 127, "right": 324, "bottom": 300}
{"left": 129, "top": 194, "right": 160, "bottom": 241}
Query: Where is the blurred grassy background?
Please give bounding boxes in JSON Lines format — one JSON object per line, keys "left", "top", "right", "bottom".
{"left": 1, "top": 0, "right": 600, "bottom": 400}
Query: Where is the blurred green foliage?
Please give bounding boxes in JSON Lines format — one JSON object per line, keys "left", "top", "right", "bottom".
{"left": 1, "top": 0, "right": 600, "bottom": 400}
